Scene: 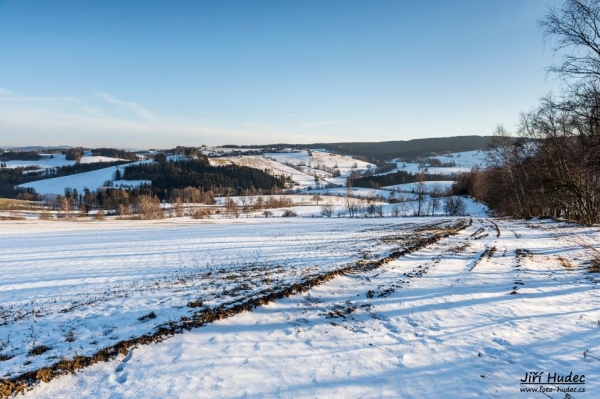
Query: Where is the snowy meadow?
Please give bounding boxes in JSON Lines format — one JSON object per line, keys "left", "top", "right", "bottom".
{"left": 1, "top": 216, "right": 600, "bottom": 398}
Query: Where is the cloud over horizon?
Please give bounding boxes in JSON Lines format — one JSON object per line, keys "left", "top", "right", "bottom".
{"left": 0, "top": 88, "right": 342, "bottom": 148}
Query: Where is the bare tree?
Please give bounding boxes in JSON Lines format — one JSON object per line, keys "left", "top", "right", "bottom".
{"left": 444, "top": 197, "right": 467, "bottom": 216}
{"left": 429, "top": 183, "right": 443, "bottom": 216}
{"left": 58, "top": 195, "right": 71, "bottom": 219}
{"left": 487, "top": 125, "right": 530, "bottom": 219}
{"left": 175, "top": 198, "right": 184, "bottom": 217}
{"left": 321, "top": 204, "right": 334, "bottom": 218}
{"left": 135, "top": 195, "right": 164, "bottom": 220}
{"left": 224, "top": 197, "right": 240, "bottom": 218}
{"left": 415, "top": 173, "right": 427, "bottom": 216}
{"left": 541, "top": 0, "right": 600, "bottom": 80}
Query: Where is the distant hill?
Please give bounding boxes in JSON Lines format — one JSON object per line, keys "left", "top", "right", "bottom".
{"left": 1, "top": 145, "right": 73, "bottom": 152}
{"left": 245, "top": 136, "right": 493, "bottom": 164}
{"left": 307, "top": 136, "right": 492, "bottom": 163}
{"left": 3, "top": 136, "right": 493, "bottom": 164}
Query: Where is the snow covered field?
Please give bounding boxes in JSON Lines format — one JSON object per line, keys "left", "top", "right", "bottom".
{"left": 265, "top": 150, "right": 373, "bottom": 186}
{"left": 0, "top": 218, "right": 454, "bottom": 382}
{"left": 17, "top": 163, "right": 150, "bottom": 195}
{"left": 224, "top": 156, "right": 317, "bottom": 188}
{"left": 382, "top": 150, "right": 489, "bottom": 176}
{"left": 2, "top": 217, "right": 600, "bottom": 398}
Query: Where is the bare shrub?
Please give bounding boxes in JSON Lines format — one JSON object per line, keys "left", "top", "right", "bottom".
{"left": 134, "top": 195, "right": 164, "bottom": 220}
{"left": 27, "top": 345, "right": 52, "bottom": 357}
{"left": 191, "top": 208, "right": 212, "bottom": 219}
{"left": 39, "top": 211, "right": 53, "bottom": 220}
{"left": 93, "top": 210, "right": 106, "bottom": 220}
{"left": 321, "top": 204, "right": 333, "bottom": 218}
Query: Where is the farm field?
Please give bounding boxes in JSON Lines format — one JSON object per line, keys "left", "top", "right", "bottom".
{"left": 381, "top": 150, "right": 489, "bottom": 176}
{"left": 1, "top": 217, "right": 599, "bottom": 398}
{"left": 0, "top": 218, "right": 457, "bottom": 383}
{"left": 17, "top": 164, "right": 150, "bottom": 195}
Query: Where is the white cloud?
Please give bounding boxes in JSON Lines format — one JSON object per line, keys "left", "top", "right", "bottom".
{"left": 97, "top": 92, "right": 158, "bottom": 123}
{"left": 0, "top": 88, "right": 343, "bottom": 147}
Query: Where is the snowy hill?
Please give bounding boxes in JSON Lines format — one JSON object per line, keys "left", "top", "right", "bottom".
{"left": 18, "top": 163, "right": 149, "bottom": 194}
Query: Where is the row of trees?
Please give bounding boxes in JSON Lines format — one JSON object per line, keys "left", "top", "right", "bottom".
{"left": 332, "top": 195, "right": 465, "bottom": 218}
{"left": 91, "top": 148, "right": 138, "bottom": 161}
{"left": 65, "top": 147, "right": 139, "bottom": 162}
{"left": 350, "top": 170, "right": 453, "bottom": 189}
{"left": 0, "top": 151, "right": 41, "bottom": 161}
{"left": 462, "top": 0, "right": 600, "bottom": 225}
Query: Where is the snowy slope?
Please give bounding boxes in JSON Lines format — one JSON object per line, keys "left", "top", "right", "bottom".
{"left": 17, "top": 163, "right": 149, "bottom": 194}
{"left": 229, "top": 156, "right": 317, "bottom": 188}
{"left": 78, "top": 156, "right": 125, "bottom": 164}
{"left": 374, "top": 150, "right": 489, "bottom": 177}
{"left": 1, "top": 217, "right": 451, "bottom": 382}
{"left": 265, "top": 150, "right": 374, "bottom": 186}
{"left": 15, "top": 218, "right": 600, "bottom": 398}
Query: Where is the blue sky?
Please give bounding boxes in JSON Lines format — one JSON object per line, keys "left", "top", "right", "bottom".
{"left": 0, "top": 0, "right": 559, "bottom": 148}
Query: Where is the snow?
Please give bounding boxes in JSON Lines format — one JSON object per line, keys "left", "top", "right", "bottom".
{"left": 0, "top": 218, "right": 451, "bottom": 381}
{"left": 17, "top": 163, "right": 150, "bottom": 195}
{"left": 207, "top": 151, "right": 374, "bottom": 190}
{"left": 78, "top": 156, "right": 125, "bottom": 164}
{"left": 10, "top": 217, "right": 600, "bottom": 398}
{"left": 204, "top": 147, "right": 263, "bottom": 154}
{"left": 264, "top": 150, "right": 374, "bottom": 186}
{"left": 431, "top": 150, "right": 488, "bottom": 169}
{"left": 224, "top": 156, "right": 317, "bottom": 188}
{"left": 376, "top": 150, "right": 490, "bottom": 176}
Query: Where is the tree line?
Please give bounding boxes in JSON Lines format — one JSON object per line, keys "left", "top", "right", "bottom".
{"left": 351, "top": 170, "right": 453, "bottom": 189}
{"left": 91, "top": 148, "right": 139, "bottom": 161}
{"left": 0, "top": 151, "right": 41, "bottom": 161}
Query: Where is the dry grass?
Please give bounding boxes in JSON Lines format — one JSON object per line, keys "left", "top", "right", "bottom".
{"left": 589, "top": 258, "right": 600, "bottom": 273}
{"left": 0, "top": 199, "right": 43, "bottom": 211}
{"left": 27, "top": 345, "right": 52, "bottom": 357}
{"left": 564, "top": 235, "right": 600, "bottom": 273}
{"left": 92, "top": 210, "right": 106, "bottom": 220}
{"left": 0, "top": 215, "right": 26, "bottom": 221}
{"left": 191, "top": 208, "right": 213, "bottom": 219}
{"left": 556, "top": 255, "right": 573, "bottom": 269}
{"left": 138, "top": 312, "right": 157, "bottom": 322}
{"left": 39, "top": 211, "right": 53, "bottom": 220}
